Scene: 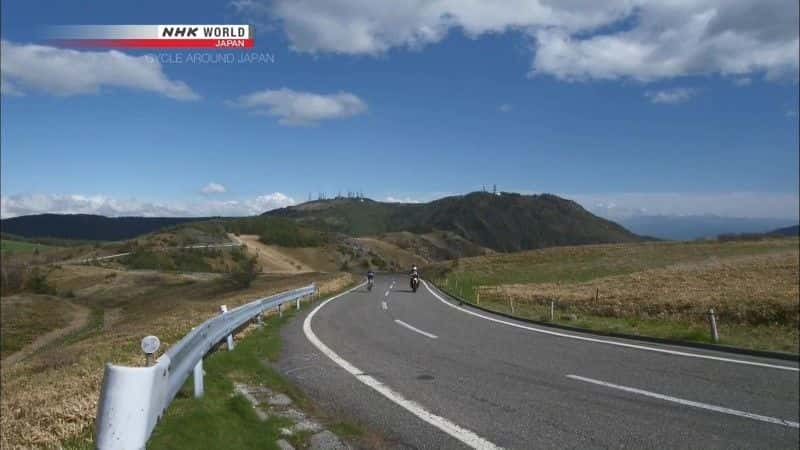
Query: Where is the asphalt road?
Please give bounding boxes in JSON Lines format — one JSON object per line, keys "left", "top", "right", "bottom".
{"left": 276, "top": 274, "right": 799, "bottom": 449}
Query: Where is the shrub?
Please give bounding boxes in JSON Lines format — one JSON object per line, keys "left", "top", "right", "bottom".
{"left": 227, "top": 256, "right": 259, "bottom": 289}
{"left": 25, "top": 269, "right": 55, "bottom": 295}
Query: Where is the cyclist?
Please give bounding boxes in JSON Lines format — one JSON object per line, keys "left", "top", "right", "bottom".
{"left": 366, "top": 270, "right": 375, "bottom": 290}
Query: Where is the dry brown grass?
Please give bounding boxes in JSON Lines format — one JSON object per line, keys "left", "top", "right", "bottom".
{"left": 0, "top": 295, "right": 76, "bottom": 360}
{"left": 478, "top": 251, "right": 799, "bottom": 325}
{"left": 0, "top": 264, "right": 356, "bottom": 449}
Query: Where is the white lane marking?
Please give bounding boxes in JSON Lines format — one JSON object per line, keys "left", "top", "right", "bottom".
{"left": 423, "top": 281, "right": 798, "bottom": 372}
{"left": 384, "top": 290, "right": 390, "bottom": 297}
{"left": 394, "top": 319, "right": 438, "bottom": 339}
{"left": 567, "top": 374, "right": 799, "bottom": 429}
{"left": 304, "top": 284, "right": 501, "bottom": 450}
{"left": 382, "top": 301, "right": 388, "bottom": 311}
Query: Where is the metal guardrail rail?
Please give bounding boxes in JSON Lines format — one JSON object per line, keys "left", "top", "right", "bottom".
{"left": 94, "top": 283, "right": 317, "bottom": 449}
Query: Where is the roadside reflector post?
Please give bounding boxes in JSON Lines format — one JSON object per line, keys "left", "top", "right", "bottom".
{"left": 220, "top": 305, "right": 234, "bottom": 350}
{"left": 256, "top": 311, "right": 263, "bottom": 327}
{"left": 550, "top": 301, "right": 555, "bottom": 322}
{"left": 278, "top": 302, "right": 282, "bottom": 318}
{"left": 140, "top": 335, "right": 160, "bottom": 367}
{"left": 296, "top": 297, "right": 300, "bottom": 310}
{"left": 708, "top": 308, "right": 720, "bottom": 343}
{"left": 193, "top": 359, "right": 204, "bottom": 398}
{"left": 476, "top": 292, "right": 480, "bottom": 305}
{"left": 509, "top": 296, "right": 515, "bottom": 314}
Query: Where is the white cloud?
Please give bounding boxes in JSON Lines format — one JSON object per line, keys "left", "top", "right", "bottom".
{"left": 229, "top": 88, "right": 367, "bottom": 126}
{"left": 201, "top": 182, "right": 227, "bottom": 194}
{"left": 384, "top": 196, "right": 422, "bottom": 203}
{"left": 234, "top": 0, "right": 799, "bottom": 82}
{"left": 0, "top": 40, "right": 199, "bottom": 100}
{"left": 644, "top": 87, "right": 698, "bottom": 104}
{"left": 0, "top": 192, "right": 296, "bottom": 218}
{"left": 498, "top": 103, "right": 513, "bottom": 112}
{"left": 565, "top": 192, "right": 800, "bottom": 220}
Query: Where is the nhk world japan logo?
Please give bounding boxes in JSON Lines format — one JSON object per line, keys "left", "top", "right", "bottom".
{"left": 48, "top": 25, "right": 254, "bottom": 49}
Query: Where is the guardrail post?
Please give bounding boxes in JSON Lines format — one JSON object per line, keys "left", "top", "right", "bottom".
{"left": 220, "top": 305, "right": 234, "bottom": 350}
{"left": 708, "top": 308, "right": 719, "bottom": 343}
{"left": 193, "top": 359, "right": 204, "bottom": 398}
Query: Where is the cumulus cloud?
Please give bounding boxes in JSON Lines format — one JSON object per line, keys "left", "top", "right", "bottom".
{"left": 644, "top": 87, "right": 698, "bottom": 104}
{"left": 228, "top": 88, "right": 367, "bottom": 126}
{"left": 0, "top": 40, "right": 199, "bottom": 100}
{"left": 0, "top": 192, "right": 295, "bottom": 218}
{"left": 234, "top": 0, "right": 799, "bottom": 82}
{"left": 565, "top": 192, "right": 800, "bottom": 220}
{"left": 201, "top": 182, "right": 227, "bottom": 194}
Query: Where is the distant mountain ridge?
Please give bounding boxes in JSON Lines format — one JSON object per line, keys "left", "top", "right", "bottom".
{"left": 617, "top": 215, "right": 797, "bottom": 241}
{"left": 1, "top": 192, "right": 645, "bottom": 251}
{"left": 0, "top": 214, "right": 212, "bottom": 241}
{"left": 265, "top": 191, "right": 643, "bottom": 252}
{"left": 769, "top": 225, "right": 799, "bottom": 236}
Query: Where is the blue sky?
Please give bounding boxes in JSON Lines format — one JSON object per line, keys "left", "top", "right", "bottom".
{"left": 1, "top": 0, "right": 798, "bottom": 219}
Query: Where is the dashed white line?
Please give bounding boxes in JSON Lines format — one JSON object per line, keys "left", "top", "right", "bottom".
{"left": 382, "top": 301, "right": 388, "bottom": 311}
{"left": 303, "top": 284, "right": 501, "bottom": 449}
{"left": 394, "top": 319, "right": 438, "bottom": 339}
{"left": 422, "top": 281, "right": 798, "bottom": 372}
{"left": 567, "top": 374, "right": 799, "bottom": 429}
{"left": 384, "top": 290, "right": 390, "bottom": 297}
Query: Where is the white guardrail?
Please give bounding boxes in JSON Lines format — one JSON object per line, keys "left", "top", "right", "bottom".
{"left": 94, "top": 283, "right": 317, "bottom": 449}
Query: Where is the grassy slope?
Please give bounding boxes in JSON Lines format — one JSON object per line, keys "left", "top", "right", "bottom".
{"left": 429, "top": 238, "right": 799, "bottom": 352}
{"left": 0, "top": 263, "right": 355, "bottom": 448}
{"left": 0, "top": 295, "right": 73, "bottom": 358}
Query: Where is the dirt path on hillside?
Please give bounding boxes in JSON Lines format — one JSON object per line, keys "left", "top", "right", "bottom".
{"left": 2, "top": 302, "right": 91, "bottom": 368}
{"left": 229, "top": 234, "right": 314, "bottom": 273}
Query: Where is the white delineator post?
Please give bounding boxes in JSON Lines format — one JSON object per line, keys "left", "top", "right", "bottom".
{"left": 220, "top": 305, "right": 234, "bottom": 350}
{"left": 708, "top": 308, "right": 720, "bottom": 343}
{"left": 193, "top": 359, "right": 204, "bottom": 398}
{"left": 550, "top": 301, "right": 555, "bottom": 321}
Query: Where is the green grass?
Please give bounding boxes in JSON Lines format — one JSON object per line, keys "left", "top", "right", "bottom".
{"left": 148, "top": 314, "right": 295, "bottom": 449}
{"left": 1, "top": 238, "right": 60, "bottom": 255}
{"left": 148, "top": 305, "right": 359, "bottom": 449}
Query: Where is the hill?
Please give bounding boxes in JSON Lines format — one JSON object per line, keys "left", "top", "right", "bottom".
{"left": 770, "top": 224, "right": 799, "bottom": 236}
{"left": 0, "top": 214, "right": 213, "bottom": 241}
{"left": 265, "top": 192, "right": 642, "bottom": 252}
